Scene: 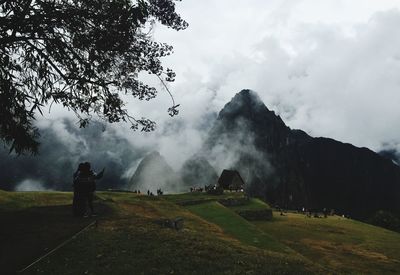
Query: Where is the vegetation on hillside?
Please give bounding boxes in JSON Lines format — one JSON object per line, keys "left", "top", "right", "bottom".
{"left": 1, "top": 191, "right": 399, "bottom": 274}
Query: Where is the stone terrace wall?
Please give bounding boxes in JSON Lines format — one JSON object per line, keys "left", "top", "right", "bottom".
{"left": 236, "top": 209, "right": 273, "bottom": 221}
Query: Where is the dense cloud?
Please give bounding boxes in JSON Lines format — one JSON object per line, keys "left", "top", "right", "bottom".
{"left": 155, "top": 2, "right": 400, "bottom": 153}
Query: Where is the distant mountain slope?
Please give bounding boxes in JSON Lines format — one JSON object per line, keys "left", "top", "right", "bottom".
{"left": 129, "top": 151, "right": 183, "bottom": 193}
{"left": 180, "top": 155, "right": 218, "bottom": 189}
{"left": 203, "top": 89, "right": 400, "bottom": 219}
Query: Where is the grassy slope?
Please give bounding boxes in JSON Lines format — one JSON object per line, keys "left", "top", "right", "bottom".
{"left": 227, "top": 198, "right": 271, "bottom": 211}
{"left": 0, "top": 190, "right": 72, "bottom": 209}
{"left": 255, "top": 212, "right": 400, "bottom": 274}
{"left": 185, "top": 201, "right": 288, "bottom": 253}
{"left": 1, "top": 191, "right": 399, "bottom": 274}
{"left": 163, "top": 191, "right": 245, "bottom": 204}
{"left": 34, "top": 192, "right": 320, "bottom": 274}
{"left": 1, "top": 191, "right": 319, "bottom": 274}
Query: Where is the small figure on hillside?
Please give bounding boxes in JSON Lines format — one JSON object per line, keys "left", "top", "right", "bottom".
{"left": 147, "top": 190, "right": 150, "bottom": 196}
{"left": 73, "top": 162, "right": 104, "bottom": 217}
{"left": 323, "top": 208, "right": 328, "bottom": 218}
{"left": 157, "top": 188, "right": 163, "bottom": 196}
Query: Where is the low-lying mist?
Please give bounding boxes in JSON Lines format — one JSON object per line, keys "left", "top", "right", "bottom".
{"left": 14, "top": 179, "right": 53, "bottom": 192}
{"left": 0, "top": 91, "right": 277, "bottom": 194}
{"left": 0, "top": 119, "right": 146, "bottom": 191}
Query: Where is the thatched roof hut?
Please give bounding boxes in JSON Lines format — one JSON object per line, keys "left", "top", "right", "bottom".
{"left": 218, "top": 169, "right": 245, "bottom": 190}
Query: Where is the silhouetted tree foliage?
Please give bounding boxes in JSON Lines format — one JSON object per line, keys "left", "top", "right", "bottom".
{"left": 0, "top": 0, "right": 187, "bottom": 154}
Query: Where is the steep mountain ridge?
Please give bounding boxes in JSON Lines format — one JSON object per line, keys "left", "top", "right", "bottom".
{"left": 180, "top": 155, "right": 218, "bottom": 188}
{"left": 203, "top": 89, "right": 400, "bottom": 219}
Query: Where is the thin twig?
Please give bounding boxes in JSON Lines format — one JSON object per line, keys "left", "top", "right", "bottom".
{"left": 156, "top": 74, "right": 175, "bottom": 107}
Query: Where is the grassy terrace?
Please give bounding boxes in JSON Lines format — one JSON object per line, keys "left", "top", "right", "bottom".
{"left": 227, "top": 198, "right": 271, "bottom": 211}
{"left": 162, "top": 191, "right": 245, "bottom": 204}
{"left": 0, "top": 190, "right": 399, "bottom": 274}
{"left": 186, "top": 201, "right": 289, "bottom": 254}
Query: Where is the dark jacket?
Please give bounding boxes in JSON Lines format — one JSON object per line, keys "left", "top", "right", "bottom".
{"left": 74, "top": 170, "right": 103, "bottom": 193}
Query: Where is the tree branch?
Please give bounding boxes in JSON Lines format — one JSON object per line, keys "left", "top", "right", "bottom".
{"left": 26, "top": 40, "right": 69, "bottom": 84}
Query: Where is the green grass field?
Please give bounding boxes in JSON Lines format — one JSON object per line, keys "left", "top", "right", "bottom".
{"left": 162, "top": 191, "right": 245, "bottom": 204}
{"left": 186, "top": 201, "right": 288, "bottom": 253}
{"left": 1, "top": 190, "right": 399, "bottom": 274}
{"left": 255, "top": 212, "right": 400, "bottom": 274}
{"left": 226, "top": 198, "right": 271, "bottom": 211}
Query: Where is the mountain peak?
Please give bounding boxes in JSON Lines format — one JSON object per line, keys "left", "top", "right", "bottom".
{"left": 220, "top": 90, "right": 266, "bottom": 116}
{"left": 216, "top": 89, "right": 286, "bottom": 131}
{"left": 146, "top": 151, "right": 161, "bottom": 159}
{"left": 233, "top": 89, "right": 263, "bottom": 103}
{"left": 204, "top": 89, "right": 291, "bottom": 161}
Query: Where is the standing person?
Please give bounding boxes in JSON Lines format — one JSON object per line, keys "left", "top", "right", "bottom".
{"left": 72, "top": 163, "right": 85, "bottom": 216}
{"left": 74, "top": 162, "right": 105, "bottom": 217}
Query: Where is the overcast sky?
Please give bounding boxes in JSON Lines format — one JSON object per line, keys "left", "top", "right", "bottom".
{"left": 33, "top": 0, "right": 400, "bottom": 172}
{"left": 4, "top": 0, "right": 400, "bottom": 191}
{"left": 132, "top": 0, "right": 400, "bottom": 155}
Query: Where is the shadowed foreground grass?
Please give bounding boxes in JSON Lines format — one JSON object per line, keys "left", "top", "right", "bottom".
{"left": 0, "top": 191, "right": 101, "bottom": 274}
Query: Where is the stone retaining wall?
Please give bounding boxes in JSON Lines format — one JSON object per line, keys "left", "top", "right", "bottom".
{"left": 218, "top": 197, "right": 249, "bottom": 207}
{"left": 236, "top": 209, "right": 273, "bottom": 221}
{"left": 176, "top": 199, "right": 215, "bottom": 206}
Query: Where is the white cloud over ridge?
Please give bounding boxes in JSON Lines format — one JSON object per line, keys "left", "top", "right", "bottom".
{"left": 149, "top": 2, "right": 400, "bottom": 153}
{"left": 35, "top": 1, "right": 400, "bottom": 171}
